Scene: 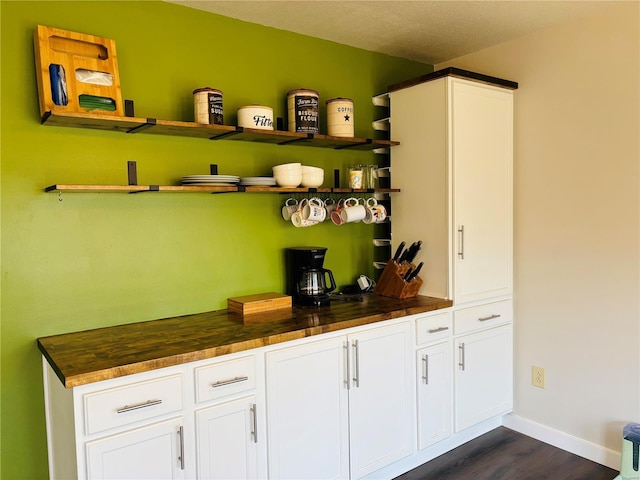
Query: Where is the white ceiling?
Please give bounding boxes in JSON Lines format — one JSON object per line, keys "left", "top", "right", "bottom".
{"left": 167, "top": 0, "right": 620, "bottom": 64}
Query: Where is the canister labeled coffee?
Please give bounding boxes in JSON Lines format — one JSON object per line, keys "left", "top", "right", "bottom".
{"left": 287, "top": 89, "right": 319, "bottom": 134}
{"left": 326, "top": 97, "right": 354, "bottom": 137}
{"left": 193, "top": 87, "right": 223, "bottom": 125}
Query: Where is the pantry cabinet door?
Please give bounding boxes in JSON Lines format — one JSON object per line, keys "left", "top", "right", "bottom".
{"left": 85, "top": 417, "right": 185, "bottom": 480}
{"left": 452, "top": 79, "right": 513, "bottom": 305}
{"left": 454, "top": 325, "right": 513, "bottom": 432}
{"left": 348, "top": 322, "right": 414, "bottom": 479}
{"left": 417, "top": 342, "right": 452, "bottom": 450}
{"left": 265, "top": 336, "right": 350, "bottom": 480}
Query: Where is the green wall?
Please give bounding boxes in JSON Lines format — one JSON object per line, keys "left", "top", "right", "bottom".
{"left": 0, "top": 2, "right": 431, "bottom": 477}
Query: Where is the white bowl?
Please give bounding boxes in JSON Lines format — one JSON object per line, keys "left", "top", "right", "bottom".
{"left": 274, "top": 171, "right": 302, "bottom": 187}
{"left": 301, "top": 175, "right": 324, "bottom": 188}
{"left": 273, "top": 162, "right": 302, "bottom": 171}
{"left": 301, "top": 165, "right": 323, "bottom": 175}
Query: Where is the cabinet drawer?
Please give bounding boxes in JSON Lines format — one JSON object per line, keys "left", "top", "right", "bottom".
{"left": 83, "top": 373, "right": 183, "bottom": 435}
{"left": 416, "top": 311, "right": 452, "bottom": 345}
{"left": 195, "top": 355, "right": 256, "bottom": 403}
{"left": 454, "top": 300, "right": 512, "bottom": 335}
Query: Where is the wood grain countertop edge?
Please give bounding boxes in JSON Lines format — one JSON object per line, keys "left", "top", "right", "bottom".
{"left": 38, "top": 295, "right": 453, "bottom": 388}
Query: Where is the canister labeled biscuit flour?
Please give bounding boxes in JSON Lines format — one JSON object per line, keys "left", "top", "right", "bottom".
{"left": 287, "top": 89, "right": 319, "bottom": 134}
{"left": 193, "top": 87, "right": 223, "bottom": 125}
{"left": 326, "top": 98, "right": 354, "bottom": 137}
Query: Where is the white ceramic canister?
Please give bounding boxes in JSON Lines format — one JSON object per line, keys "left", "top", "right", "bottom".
{"left": 237, "top": 105, "right": 274, "bottom": 130}
{"left": 326, "top": 97, "right": 354, "bottom": 137}
{"left": 287, "top": 89, "right": 319, "bottom": 134}
{"left": 193, "top": 87, "right": 223, "bottom": 125}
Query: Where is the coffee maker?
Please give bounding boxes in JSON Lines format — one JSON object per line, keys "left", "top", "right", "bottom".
{"left": 285, "top": 247, "right": 336, "bottom": 306}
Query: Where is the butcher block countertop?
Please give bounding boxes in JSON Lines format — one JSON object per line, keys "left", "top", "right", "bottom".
{"left": 38, "top": 294, "right": 452, "bottom": 388}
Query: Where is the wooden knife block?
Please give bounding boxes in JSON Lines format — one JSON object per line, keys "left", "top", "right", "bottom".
{"left": 33, "top": 25, "right": 124, "bottom": 117}
{"left": 374, "top": 260, "right": 423, "bottom": 299}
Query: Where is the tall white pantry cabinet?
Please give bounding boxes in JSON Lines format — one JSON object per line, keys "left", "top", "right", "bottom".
{"left": 389, "top": 69, "right": 517, "bottom": 436}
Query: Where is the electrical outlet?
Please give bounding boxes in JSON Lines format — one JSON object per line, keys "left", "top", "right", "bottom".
{"left": 532, "top": 366, "right": 545, "bottom": 388}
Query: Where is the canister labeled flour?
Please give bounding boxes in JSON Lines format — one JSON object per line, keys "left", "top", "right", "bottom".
{"left": 326, "top": 98, "right": 354, "bottom": 137}
{"left": 287, "top": 89, "right": 319, "bottom": 134}
{"left": 193, "top": 87, "right": 223, "bottom": 125}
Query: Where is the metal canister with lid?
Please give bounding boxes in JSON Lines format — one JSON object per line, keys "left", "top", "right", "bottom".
{"left": 193, "top": 87, "right": 223, "bottom": 125}
{"left": 287, "top": 89, "right": 319, "bottom": 134}
{"left": 326, "top": 97, "right": 354, "bottom": 137}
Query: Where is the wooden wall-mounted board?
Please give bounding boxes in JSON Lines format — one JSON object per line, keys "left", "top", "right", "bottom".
{"left": 34, "top": 25, "right": 124, "bottom": 117}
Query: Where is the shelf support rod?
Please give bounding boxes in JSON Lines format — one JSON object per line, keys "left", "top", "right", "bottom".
{"left": 334, "top": 139, "right": 371, "bottom": 150}
{"left": 209, "top": 127, "right": 243, "bottom": 141}
{"left": 127, "top": 118, "right": 157, "bottom": 134}
{"left": 278, "top": 133, "right": 314, "bottom": 146}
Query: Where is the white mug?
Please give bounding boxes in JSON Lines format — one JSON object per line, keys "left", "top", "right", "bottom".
{"left": 291, "top": 212, "right": 318, "bottom": 227}
{"left": 372, "top": 203, "right": 388, "bottom": 223}
{"left": 340, "top": 197, "right": 366, "bottom": 223}
{"left": 324, "top": 198, "right": 338, "bottom": 216}
{"left": 281, "top": 197, "right": 299, "bottom": 221}
{"left": 291, "top": 199, "right": 317, "bottom": 227}
{"left": 363, "top": 197, "right": 378, "bottom": 224}
{"left": 303, "top": 197, "right": 326, "bottom": 222}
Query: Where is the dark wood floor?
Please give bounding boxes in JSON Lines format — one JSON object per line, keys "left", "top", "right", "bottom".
{"left": 394, "top": 427, "right": 619, "bottom": 480}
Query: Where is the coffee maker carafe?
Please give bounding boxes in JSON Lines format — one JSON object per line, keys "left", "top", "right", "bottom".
{"left": 285, "top": 247, "right": 336, "bottom": 306}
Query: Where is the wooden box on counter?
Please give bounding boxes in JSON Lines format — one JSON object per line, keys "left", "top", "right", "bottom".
{"left": 373, "top": 260, "right": 423, "bottom": 299}
{"left": 228, "top": 292, "right": 292, "bottom": 316}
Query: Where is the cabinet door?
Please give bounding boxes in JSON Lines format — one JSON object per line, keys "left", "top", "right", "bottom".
{"left": 195, "top": 396, "right": 257, "bottom": 480}
{"left": 86, "top": 417, "right": 185, "bottom": 479}
{"left": 454, "top": 325, "right": 513, "bottom": 432}
{"left": 452, "top": 79, "right": 513, "bottom": 304}
{"left": 348, "top": 322, "right": 413, "bottom": 479}
{"left": 417, "top": 342, "right": 452, "bottom": 450}
{"left": 266, "top": 336, "right": 350, "bottom": 480}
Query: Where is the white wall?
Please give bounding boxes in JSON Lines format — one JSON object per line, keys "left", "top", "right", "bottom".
{"left": 439, "top": 2, "right": 639, "bottom": 457}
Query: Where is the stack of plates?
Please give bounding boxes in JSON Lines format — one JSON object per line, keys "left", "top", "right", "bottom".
{"left": 181, "top": 175, "right": 240, "bottom": 186}
{"left": 239, "top": 176, "right": 277, "bottom": 186}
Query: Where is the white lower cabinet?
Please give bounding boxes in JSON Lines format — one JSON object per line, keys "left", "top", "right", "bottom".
{"left": 454, "top": 324, "right": 513, "bottom": 432}
{"left": 86, "top": 417, "right": 185, "bottom": 479}
{"left": 43, "top": 312, "right": 513, "bottom": 480}
{"left": 416, "top": 342, "right": 452, "bottom": 450}
{"left": 42, "top": 352, "right": 263, "bottom": 480}
{"left": 414, "top": 310, "right": 453, "bottom": 451}
{"left": 195, "top": 396, "right": 258, "bottom": 480}
{"left": 265, "top": 321, "right": 413, "bottom": 480}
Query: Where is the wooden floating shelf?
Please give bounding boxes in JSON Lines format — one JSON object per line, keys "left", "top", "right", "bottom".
{"left": 41, "top": 111, "right": 400, "bottom": 151}
{"left": 45, "top": 184, "right": 401, "bottom": 194}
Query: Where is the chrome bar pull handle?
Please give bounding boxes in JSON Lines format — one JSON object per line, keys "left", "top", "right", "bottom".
{"left": 478, "top": 314, "right": 501, "bottom": 322}
{"left": 458, "top": 225, "right": 465, "bottom": 259}
{"left": 428, "top": 326, "right": 449, "bottom": 334}
{"left": 422, "top": 354, "right": 429, "bottom": 384}
{"left": 116, "top": 399, "right": 162, "bottom": 414}
{"left": 211, "top": 376, "right": 249, "bottom": 388}
{"left": 177, "top": 426, "right": 185, "bottom": 470}
{"left": 250, "top": 404, "right": 258, "bottom": 443}
{"left": 352, "top": 340, "right": 360, "bottom": 388}
{"left": 344, "top": 341, "right": 351, "bottom": 390}
{"left": 458, "top": 343, "right": 466, "bottom": 371}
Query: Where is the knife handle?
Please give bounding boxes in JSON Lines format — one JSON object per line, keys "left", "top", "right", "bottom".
{"left": 402, "top": 268, "right": 414, "bottom": 281}
{"left": 393, "top": 241, "right": 406, "bottom": 262}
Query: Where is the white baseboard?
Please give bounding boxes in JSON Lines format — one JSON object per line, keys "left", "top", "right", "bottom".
{"left": 502, "top": 413, "right": 621, "bottom": 471}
